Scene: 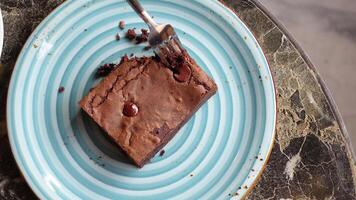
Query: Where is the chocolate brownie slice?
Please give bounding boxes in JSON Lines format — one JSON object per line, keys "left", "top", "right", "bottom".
{"left": 80, "top": 53, "right": 217, "bottom": 167}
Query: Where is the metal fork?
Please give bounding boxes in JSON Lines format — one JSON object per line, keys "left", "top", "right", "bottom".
{"left": 127, "top": 0, "right": 184, "bottom": 68}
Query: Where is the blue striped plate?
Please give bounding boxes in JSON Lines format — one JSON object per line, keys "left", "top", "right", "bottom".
{"left": 7, "top": 0, "right": 276, "bottom": 199}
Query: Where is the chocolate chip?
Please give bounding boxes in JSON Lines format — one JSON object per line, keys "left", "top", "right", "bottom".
{"left": 119, "top": 21, "right": 125, "bottom": 29}
{"left": 58, "top": 86, "right": 65, "bottom": 93}
{"left": 126, "top": 29, "right": 136, "bottom": 40}
{"left": 174, "top": 64, "right": 191, "bottom": 82}
{"left": 123, "top": 102, "right": 139, "bottom": 117}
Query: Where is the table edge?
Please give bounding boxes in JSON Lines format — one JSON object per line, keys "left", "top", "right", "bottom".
{"left": 252, "top": 0, "right": 356, "bottom": 163}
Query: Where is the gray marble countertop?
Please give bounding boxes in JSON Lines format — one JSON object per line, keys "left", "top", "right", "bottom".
{"left": 0, "top": 0, "right": 355, "bottom": 199}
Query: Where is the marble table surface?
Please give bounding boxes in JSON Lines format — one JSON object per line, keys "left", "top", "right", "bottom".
{"left": 0, "top": 0, "right": 355, "bottom": 199}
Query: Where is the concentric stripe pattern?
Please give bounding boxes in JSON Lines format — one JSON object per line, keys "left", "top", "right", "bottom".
{"left": 7, "top": 0, "right": 276, "bottom": 199}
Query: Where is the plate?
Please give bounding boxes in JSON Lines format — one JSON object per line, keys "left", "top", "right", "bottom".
{"left": 7, "top": 0, "right": 276, "bottom": 199}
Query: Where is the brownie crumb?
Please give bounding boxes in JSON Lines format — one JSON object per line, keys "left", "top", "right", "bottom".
{"left": 119, "top": 55, "right": 129, "bottom": 65}
{"left": 136, "top": 35, "right": 147, "bottom": 44}
{"left": 143, "top": 46, "right": 152, "bottom": 51}
{"left": 126, "top": 29, "right": 136, "bottom": 40}
{"left": 116, "top": 33, "right": 121, "bottom": 41}
{"left": 96, "top": 63, "right": 116, "bottom": 78}
{"left": 159, "top": 150, "right": 165, "bottom": 156}
{"left": 119, "top": 20, "right": 125, "bottom": 29}
{"left": 135, "top": 29, "right": 149, "bottom": 44}
{"left": 141, "top": 29, "right": 149, "bottom": 37}
{"left": 58, "top": 86, "right": 65, "bottom": 93}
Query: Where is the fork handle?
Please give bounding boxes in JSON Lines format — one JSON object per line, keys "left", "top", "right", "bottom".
{"left": 127, "top": 0, "right": 158, "bottom": 28}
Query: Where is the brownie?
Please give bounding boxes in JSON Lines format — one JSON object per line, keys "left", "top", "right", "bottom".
{"left": 80, "top": 53, "right": 217, "bottom": 167}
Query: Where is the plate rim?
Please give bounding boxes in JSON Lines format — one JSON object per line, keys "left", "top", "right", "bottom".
{"left": 216, "top": 2, "right": 277, "bottom": 199}
{"left": 6, "top": 0, "right": 277, "bottom": 199}
{"left": 6, "top": 2, "right": 72, "bottom": 199}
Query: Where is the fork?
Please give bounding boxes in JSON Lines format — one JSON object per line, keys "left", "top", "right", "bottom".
{"left": 127, "top": 0, "right": 185, "bottom": 68}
